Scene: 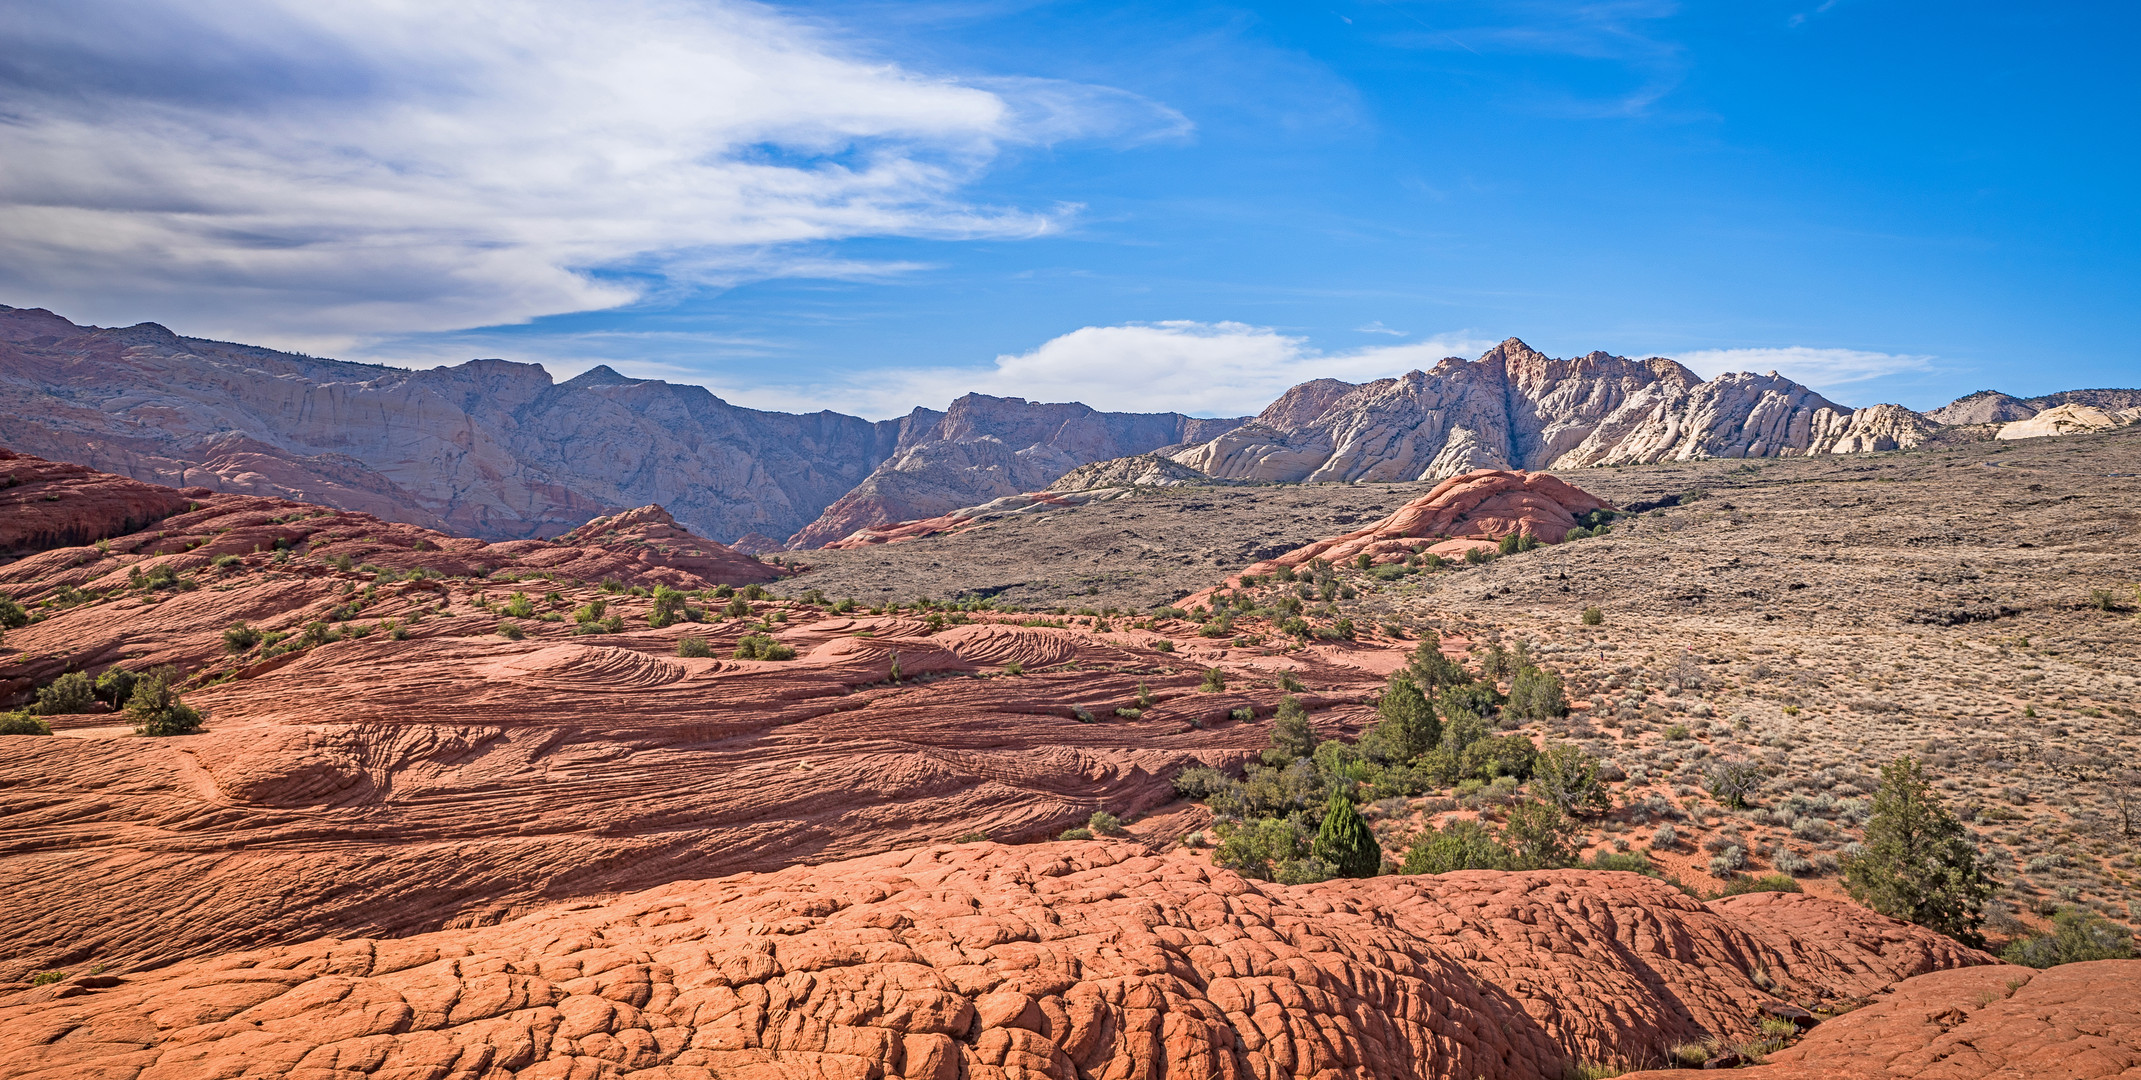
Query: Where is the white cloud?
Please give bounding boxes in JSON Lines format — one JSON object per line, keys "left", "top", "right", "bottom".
{"left": 726, "top": 321, "right": 1493, "bottom": 419}
{"left": 1674, "top": 346, "right": 1936, "bottom": 391}
{"left": 0, "top": 0, "right": 1183, "bottom": 351}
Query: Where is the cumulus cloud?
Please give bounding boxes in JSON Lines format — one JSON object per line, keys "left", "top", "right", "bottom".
{"left": 728, "top": 321, "right": 1494, "bottom": 419}
{"left": 1674, "top": 346, "right": 1937, "bottom": 392}
{"left": 0, "top": 0, "right": 1183, "bottom": 350}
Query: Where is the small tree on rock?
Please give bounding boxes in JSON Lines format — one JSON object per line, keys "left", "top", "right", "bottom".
{"left": 127, "top": 667, "right": 204, "bottom": 736}
{"left": 1311, "top": 796, "right": 1382, "bottom": 878}
{"left": 1843, "top": 755, "right": 1996, "bottom": 946}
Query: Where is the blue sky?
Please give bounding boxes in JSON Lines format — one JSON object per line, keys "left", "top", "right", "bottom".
{"left": 1, "top": 1, "right": 2134, "bottom": 417}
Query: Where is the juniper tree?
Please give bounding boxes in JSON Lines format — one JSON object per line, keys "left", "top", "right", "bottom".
{"left": 1842, "top": 756, "right": 1996, "bottom": 946}
{"left": 1311, "top": 796, "right": 1382, "bottom": 878}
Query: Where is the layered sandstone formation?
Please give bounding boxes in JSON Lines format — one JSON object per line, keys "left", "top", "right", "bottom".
{"left": 0, "top": 448, "right": 194, "bottom": 555}
{"left": 784, "top": 395, "right": 1240, "bottom": 549}
{"left": 1168, "top": 339, "right": 1940, "bottom": 483}
{"left": 1995, "top": 403, "right": 2141, "bottom": 440}
{"left": 0, "top": 841, "right": 1998, "bottom": 1080}
{"left": 0, "top": 454, "right": 1396, "bottom": 982}
{"left": 1046, "top": 453, "right": 1224, "bottom": 492}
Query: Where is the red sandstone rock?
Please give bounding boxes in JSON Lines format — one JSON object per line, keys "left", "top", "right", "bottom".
{"left": 0, "top": 447, "right": 194, "bottom": 555}
{"left": 1619, "top": 960, "right": 2141, "bottom": 1079}
{"left": 0, "top": 842, "right": 2000, "bottom": 1080}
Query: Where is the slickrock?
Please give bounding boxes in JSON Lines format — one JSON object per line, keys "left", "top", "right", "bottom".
{"left": 786, "top": 395, "right": 1241, "bottom": 550}
{"left": 0, "top": 841, "right": 1995, "bottom": 1080}
{"left": 1046, "top": 454, "right": 1224, "bottom": 492}
{"left": 1168, "top": 338, "right": 1940, "bottom": 483}
{"left": 1928, "top": 387, "right": 2141, "bottom": 426}
{"left": 0, "top": 448, "right": 195, "bottom": 554}
{"left": 1619, "top": 959, "right": 2141, "bottom": 1079}
{"left": 1996, "top": 402, "right": 2141, "bottom": 440}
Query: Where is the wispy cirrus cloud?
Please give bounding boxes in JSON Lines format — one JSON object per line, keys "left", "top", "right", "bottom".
{"left": 1674, "top": 345, "right": 1938, "bottom": 391}
{"left": 0, "top": 0, "right": 1185, "bottom": 352}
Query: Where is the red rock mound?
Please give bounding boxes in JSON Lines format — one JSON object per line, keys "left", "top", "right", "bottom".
{"left": 1261, "top": 468, "right": 1613, "bottom": 571}
{"left": 0, "top": 841, "right": 1994, "bottom": 1080}
{"left": 1620, "top": 959, "right": 2141, "bottom": 1079}
{"left": 0, "top": 447, "right": 195, "bottom": 555}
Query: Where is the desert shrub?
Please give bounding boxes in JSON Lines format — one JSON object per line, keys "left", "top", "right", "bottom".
{"left": 127, "top": 667, "right": 203, "bottom": 736}
{"left": 1401, "top": 818, "right": 1509, "bottom": 874}
{"left": 1506, "top": 665, "right": 1568, "bottom": 720}
{"left": 1262, "top": 696, "right": 1317, "bottom": 765}
{"left": 648, "top": 585, "right": 690, "bottom": 628}
{"left": 495, "top": 620, "right": 524, "bottom": 640}
{"left": 1458, "top": 733, "right": 1537, "bottom": 782}
{"left": 1211, "top": 816, "right": 1312, "bottom": 880}
{"left": 1652, "top": 822, "right": 1680, "bottom": 849}
{"left": 1531, "top": 741, "right": 1611, "bottom": 816}
{"left": 733, "top": 633, "right": 797, "bottom": 661}
{"left": 1311, "top": 796, "right": 1382, "bottom": 878}
{"left": 1582, "top": 606, "right": 1604, "bottom": 626}
{"left": 676, "top": 635, "right": 712, "bottom": 658}
{"left": 1463, "top": 546, "right": 1493, "bottom": 565}
{"left": 1088, "top": 811, "right": 1126, "bottom": 836}
{"left": 1579, "top": 848, "right": 1657, "bottom": 875}
{"left": 1843, "top": 756, "right": 1996, "bottom": 945}
{"left": 1714, "top": 873, "right": 1803, "bottom": 897}
{"left": 1173, "top": 765, "right": 1233, "bottom": 800}
{"left": 723, "top": 596, "right": 752, "bottom": 618}
{"left": 1501, "top": 799, "right": 1581, "bottom": 870}
{"left": 0, "top": 594, "right": 29, "bottom": 629}
{"left": 504, "top": 592, "right": 536, "bottom": 618}
{"left": 1496, "top": 531, "right": 1538, "bottom": 555}
{"left": 223, "top": 621, "right": 263, "bottom": 653}
{"left": 1771, "top": 845, "right": 1814, "bottom": 876}
{"left": 0, "top": 711, "right": 52, "bottom": 735}
{"left": 1360, "top": 674, "right": 1439, "bottom": 765}
{"left": 1058, "top": 827, "right": 1094, "bottom": 840}
{"left": 212, "top": 554, "right": 242, "bottom": 570}
{"left": 1663, "top": 722, "right": 1692, "bottom": 741}
{"left": 93, "top": 667, "right": 138, "bottom": 708}
{"left": 35, "top": 671, "right": 97, "bottom": 715}
{"left": 2000, "top": 908, "right": 2135, "bottom": 968}
{"left": 1705, "top": 759, "right": 1765, "bottom": 808}
{"left": 743, "top": 584, "right": 767, "bottom": 601}
{"left": 1200, "top": 667, "right": 1226, "bottom": 692}
{"left": 574, "top": 598, "right": 607, "bottom": 624}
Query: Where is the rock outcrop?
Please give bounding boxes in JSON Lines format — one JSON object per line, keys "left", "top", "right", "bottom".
{"left": 1929, "top": 387, "right": 2141, "bottom": 426}
{"left": 1168, "top": 339, "right": 1940, "bottom": 483}
{"left": 0, "top": 841, "right": 1998, "bottom": 1080}
{"left": 820, "top": 490, "right": 1135, "bottom": 549}
{"left": 1995, "top": 403, "right": 2141, "bottom": 440}
{"left": 785, "top": 395, "right": 1241, "bottom": 549}
{"left": 1265, "top": 469, "right": 1609, "bottom": 568}
{"left": 0, "top": 448, "right": 195, "bottom": 556}
{"left": 1047, "top": 453, "right": 1224, "bottom": 492}
{"left": 1619, "top": 958, "right": 2141, "bottom": 1080}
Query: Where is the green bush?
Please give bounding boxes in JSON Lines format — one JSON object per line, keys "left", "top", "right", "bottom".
{"left": 733, "top": 633, "right": 797, "bottom": 661}
{"left": 1458, "top": 733, "right": 1536, "bottom": 781}
{"left": 1089, "top": 811, "right": 1125, "bottom": 836}
{"left": 1173, "top": 765, "right": 1234, "bottom": 799}
{"left": 676, "top": 635, "right": 713, "bottom": 658}
{"left": 35, "top": 671, "right": 97, "bottom": 715}
{"left": 1581, "top": 606, "right": 1604, "bottom": 626}
{"left": 1262, "top": 696, "right": 1317, "bottom": 765}
{"left": 504, "top": 592, "right": 536, "bottom": 618}
{"left": 0, "top": 711, "right": 52, "bottom": 736}
{"left": 1311, "top": 797, "right": 1382, "bottom": 878}
{"left": 95, "top": 668, "right": 137, "bottom": 707}
{"left": 1200, "top": 667, "right": 1226, "bottom": 692}
{"left": 1407, "top": 634, "right": 1471, "bottom": 692}
{"left": 127, "top": 667, "right": 203, "bottom": 736}
{"left": 1506, "top": 665, "right": 1568, "bottom": 720}
{"left": 1058, "top": 827, "right": 1094, "bottom": 840}
{"left": 223, "top": 621, "right": 262, "bottom": 653}
{"left": 212, "top": 554, "right": 242, "bottom": 570}
{"left": 724, "top": 596, "right": 752, "bottom": 618}
{"left": 648, "top": 585, "right": 689, "bottom": 628}
{"left": 573, "top": 598, "right": 608, "bottom": 624}
{"left": 1531, "top": 741, "right": 1611, "bottom": 816}
{"left": 1401, "top": 818, "right": 1509, "bottom": 874}
{"left": 0, "top": 594, "right": 29, "bottom": 629}
{"left": 2000, "top": 908, "right": 2135, "bottom": 967}
{"left": 1501, "top": 799, "right": 1581, "bottom": 870}
{"left": 1463, "top": 546, "right": 1492, "bottom": 565}
{"left": 1359, "top": 674, "right": 1439, "bottom": 765}
{"left": 1842, "top": 755, "right": 1997, "bottom": 945}
{"left": 1496, "top": 531, "right": 1539, "bottom": 555}
{"left": 1211, "top": 816, "right": 1312, "bottom": 880}
{"left": 1150, "top": 639, "right": 1175, "bottom": 653}
{"left": 495, "top": 620, "right": 524, "bottom": 640}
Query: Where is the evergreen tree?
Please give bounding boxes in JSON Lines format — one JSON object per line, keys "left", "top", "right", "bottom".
{"left": 1362, "top": 674, "right": 1439, "bottom": 764}
{"left": 1262, "top": 695, "right": 1318, "bottom": 765}
{"left": 1530, "top": 741, "right": 1611, "bottom": 816}
{"left": 126, "top": 667, "right": 204, "bottom": 736}
{"left": 1400, "top": 818, "right": 1508, "bottom": 874}
{"left": 1312, "top": 796, "right": 1382, "bottom": 878}
{"left": 1407, "top": 633, "right": 1470, "bottom": 692}
{"left": 1843, "top": 756, "right": 1996, "bottom": 945}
